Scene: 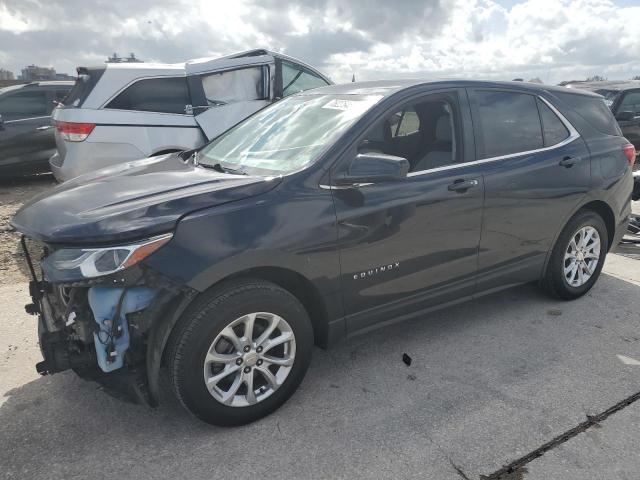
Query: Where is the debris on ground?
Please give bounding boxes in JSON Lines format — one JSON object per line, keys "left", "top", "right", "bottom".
{"left": 402, "top": 353, "right": 412, "bottom": 366}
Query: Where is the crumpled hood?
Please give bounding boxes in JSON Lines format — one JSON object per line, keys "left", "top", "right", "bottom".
{"left": 12, "top": 154, "right": 281, "bottom": 245}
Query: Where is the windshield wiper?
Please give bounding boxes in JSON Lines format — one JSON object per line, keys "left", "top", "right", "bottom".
{"left": 200, "top": 162, "right": 247, "bottom": 175}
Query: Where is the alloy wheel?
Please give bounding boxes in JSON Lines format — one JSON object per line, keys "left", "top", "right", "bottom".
{"left": 563, "top": 226, "right": 601, "bottom": 287}
{"left": 203, "top": 312, "right": 296, "bottom": 407}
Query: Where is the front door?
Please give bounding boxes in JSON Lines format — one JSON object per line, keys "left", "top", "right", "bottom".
{"left": 614, "top": 89, "right": 640, "bottom": 153}
{"left": 330, "top": 89, "right": 485, "bottom": 334}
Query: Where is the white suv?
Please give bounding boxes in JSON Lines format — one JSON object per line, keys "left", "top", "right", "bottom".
{"left": 50, "top": 49, "right": 332, "bottom": 181}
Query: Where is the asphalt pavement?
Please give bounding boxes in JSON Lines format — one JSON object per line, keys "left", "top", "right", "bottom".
{"left": 1, "top": 207, "right": 639, "bottom": 480}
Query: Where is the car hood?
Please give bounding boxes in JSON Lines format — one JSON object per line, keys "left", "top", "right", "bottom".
{"left": 12, "top": 154, "right": 282, "bottom": 245}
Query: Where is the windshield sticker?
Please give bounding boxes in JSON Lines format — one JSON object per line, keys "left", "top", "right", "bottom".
{"left": 322, "top": 95, "right": 383, "bottom": 112}
{"left": 323, "top": 99, "right": 353, "bottom": 110}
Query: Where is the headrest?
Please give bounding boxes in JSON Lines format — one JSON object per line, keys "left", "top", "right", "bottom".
{"left": 435, "top": 115, "right": 452, "bottom": 142}
{"left": 367, "top": 123, "right": 387, "bottom": 142}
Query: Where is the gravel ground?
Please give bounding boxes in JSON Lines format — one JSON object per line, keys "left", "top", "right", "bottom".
{"left": 0, "top": 175, "right": 56, "bottom": 284}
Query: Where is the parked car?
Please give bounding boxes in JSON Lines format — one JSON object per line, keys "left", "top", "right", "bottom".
{"left": 50, "top": 49, "right": 332, "bottom": 182}
{"left": 12, "top": 80, "right": 634, "bottom": 426}
{"left": 565, "top": 80, "right": 640, "bottom": 200}
{"left": 0, "top": 81, "right": 73, "bottom": 178}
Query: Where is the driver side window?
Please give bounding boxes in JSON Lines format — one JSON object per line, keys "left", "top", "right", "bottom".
{"left": 619, "top": 91, "right": 640, "bottom": 117}
{"left": 357, "top": 94, "right": 460, "bottom": 173}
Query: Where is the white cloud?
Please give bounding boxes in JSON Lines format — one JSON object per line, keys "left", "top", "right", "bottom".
{"left": 0, "top": 0, "right": 638, "bottom": 84}
{"left": 339, "top": 0, "right": 640, "bottom": 83}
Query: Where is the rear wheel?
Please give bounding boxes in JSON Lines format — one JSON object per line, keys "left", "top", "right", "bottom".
{"left": 166, "top": 279, "right": 313, "bottom": 426}
{"left": 542, "top": 210, "right": 608, "bottom": 300}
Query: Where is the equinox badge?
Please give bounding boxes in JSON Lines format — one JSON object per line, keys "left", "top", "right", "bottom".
{"left": 353, "top": 262, "right": 400, "bottom": 280}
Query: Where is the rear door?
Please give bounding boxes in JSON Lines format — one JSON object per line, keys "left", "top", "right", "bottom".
{"left": 467, "top": 88, "right": 591, "bottom": 291}
{"left": 0, "top": 87, "right": 54, "bottom": 174}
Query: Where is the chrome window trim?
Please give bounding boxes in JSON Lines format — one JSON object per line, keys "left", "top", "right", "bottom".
{"left": 4, "top": 115, "right": 51, "bottom": 124}
{"left": 406, "top": 95, "right": 580, "bottom": 178}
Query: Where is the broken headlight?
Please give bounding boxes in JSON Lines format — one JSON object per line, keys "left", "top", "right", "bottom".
{"left": 42, "top": 234, "right": 172, "bottom": 282}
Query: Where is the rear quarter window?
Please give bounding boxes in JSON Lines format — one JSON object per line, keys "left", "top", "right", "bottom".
{"left": 105, "top": 77, "right": 189, "bottom": 114}
{"left": 537, "top": 99, "right": 569, "bottom": 147}
{"left": 555, "top": 92, "right": 621, "bottom": 136}
{"left": 62, "top": 67, "right": 104, "bottom": 108}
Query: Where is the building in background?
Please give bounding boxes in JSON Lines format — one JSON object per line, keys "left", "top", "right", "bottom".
{"left": 0, "top": 69, "right": 15, "bottom": 80}
{"left": 21, "top": 65, "right": 56, "bottom": 81}
{"left": 106, "top": 53, "right": 143, "bottom": 63}
{"left": 18, "top": 65, "right": 74, "bottom": 82}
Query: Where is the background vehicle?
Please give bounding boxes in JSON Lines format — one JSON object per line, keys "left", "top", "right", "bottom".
{"left": 0, "top": 81, "right": 73, "bottom": 178}
{"left": 50, "top": 49, "right": 332, "bottom": 181}
{"left": 565, "top": 80, "right": 640, "bottom": 199}
{"left": 12, "top": 80, "right": 633, "bottom": 426}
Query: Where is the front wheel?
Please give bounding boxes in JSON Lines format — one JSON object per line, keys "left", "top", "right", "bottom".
{"left": 542, "top": 210, "right": 608, "bottom": 300}
{"left": 166, "top": 279, "right": 313, "bottom": 426}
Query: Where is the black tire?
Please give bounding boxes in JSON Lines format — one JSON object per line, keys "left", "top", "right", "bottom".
{"left": 166, "top": 279, "right": 313, "bottom": 426}
{"left": 542, "top": 210, "right": 608, "bottom": 300}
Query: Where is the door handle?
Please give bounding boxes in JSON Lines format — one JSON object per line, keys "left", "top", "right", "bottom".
{"left": 36, "top": 125, "right": 53, "bottom": 131}
{"left": 448, "top": 179, "right": 479, "bottom": 192}
{"left": 559, "top": 156, "right": 579, "bottom": 168}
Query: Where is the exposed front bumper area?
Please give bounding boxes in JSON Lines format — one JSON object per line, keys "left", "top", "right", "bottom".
{"left": 21, "top": 236, "right": 190, "bottom": 404}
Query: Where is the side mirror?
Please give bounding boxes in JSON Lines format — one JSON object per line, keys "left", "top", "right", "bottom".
{"left": 616, "top": 111, "right": 635, "bottom": 122}
{"left": 335, "top": 153, "right": 409, "bottom": 185}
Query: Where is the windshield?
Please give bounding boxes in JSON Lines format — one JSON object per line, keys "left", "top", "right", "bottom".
{"left": 197, "top": 93, "right": 383, "bottom": 174}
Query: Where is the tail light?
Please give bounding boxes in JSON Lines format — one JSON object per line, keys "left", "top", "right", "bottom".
{"left": 623, "top": 143, "right": 636, "bottom": 167}
{"left": 55, "top": 121, "right": 95, "bottom": 142}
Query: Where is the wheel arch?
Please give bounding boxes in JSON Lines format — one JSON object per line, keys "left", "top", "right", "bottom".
{"left": 579, "top": 200, "right": 616, "bottom": 250}
{"left": 541, "top": 198, "right": 617, "bottom": 282}
{"left": 222, "top": 266, "right": 331, "bottom": 349}
{"left": 145, "top": 265, "right": 333, "bottom": 405}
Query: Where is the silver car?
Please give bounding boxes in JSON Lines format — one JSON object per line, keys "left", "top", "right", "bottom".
{"left": 50, "top": 49, "right": 332, "bottom": 181}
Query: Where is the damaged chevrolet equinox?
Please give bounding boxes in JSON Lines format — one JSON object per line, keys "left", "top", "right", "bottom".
{"left": 12, "top": 80, "right": 635, "bottom": 426}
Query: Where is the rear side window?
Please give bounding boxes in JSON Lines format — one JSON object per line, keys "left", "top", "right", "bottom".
{"left": 474, "top": 90, "right": 543, "bottom": 158}
{"left": 537, "top": 99, "right": 569, "bottom": 146}
{"left": 282, "top": 61, "right": 330, "bottom": 97}
{"left": 106, "top": 77, "right": 189, "bottom": 114}
{"left": 555, "top": 92, "right": 621, "bottom": 136}
{"left": 0, "top": 90, "right": 49, "bottom": 120}
{"left": 200, "top": 67, "right": 264, "bottom": 106}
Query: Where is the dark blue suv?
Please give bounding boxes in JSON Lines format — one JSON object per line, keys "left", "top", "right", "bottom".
{"left": 12, "top": 80, "right": 634, "bottom": 425}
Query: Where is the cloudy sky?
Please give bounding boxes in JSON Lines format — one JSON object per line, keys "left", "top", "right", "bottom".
{"left": 1, "top": 0, "right": 639, "bottom": 84}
